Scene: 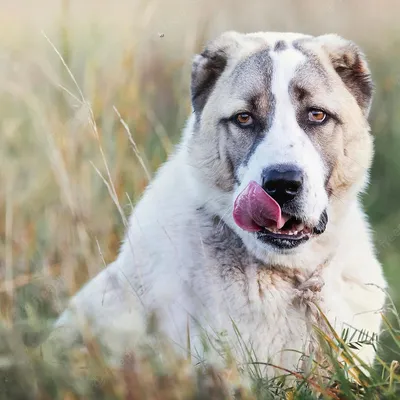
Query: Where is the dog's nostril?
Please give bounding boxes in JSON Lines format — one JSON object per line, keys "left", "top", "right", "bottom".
{"left": 261, "top": 165, "right": 304, "bottom": 206}
{"left": 264, "top": 182, "right": 277, "bottom": 195}
{"left": 285, "top": 181, "right": 301, "bottom": 195}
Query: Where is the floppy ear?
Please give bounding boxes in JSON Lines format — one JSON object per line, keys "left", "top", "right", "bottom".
{"left": 317, "top": 34, "right": 373, "bottom": 116}
{"left": 191, "top": 31, "right": 241, "bottom": 114}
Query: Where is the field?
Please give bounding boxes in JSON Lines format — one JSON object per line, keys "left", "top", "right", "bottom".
{"left": 1, "top": 0, "right": 400, "bottom": 398}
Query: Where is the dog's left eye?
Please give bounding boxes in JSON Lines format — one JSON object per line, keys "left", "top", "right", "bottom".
{"left": 235, "top": 113, "right": 253, "bottom": 126}
{"left": 308, "top": 109, "right": 327, "bottom": 123}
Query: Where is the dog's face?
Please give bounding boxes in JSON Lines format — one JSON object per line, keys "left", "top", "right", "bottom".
{"left": 189, "top": 32, "right": 373, "bottom": 256}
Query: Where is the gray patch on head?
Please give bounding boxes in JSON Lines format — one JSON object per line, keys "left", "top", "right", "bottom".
{"left": 274, "top": 40, "right": 288, "bottom": 52}
{"left": 229, "top": 48, "right": 276, "bottom": 169}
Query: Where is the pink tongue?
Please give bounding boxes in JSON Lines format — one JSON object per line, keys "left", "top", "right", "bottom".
{"left": 233, "top": 181, "right": 289, "bottom": 232}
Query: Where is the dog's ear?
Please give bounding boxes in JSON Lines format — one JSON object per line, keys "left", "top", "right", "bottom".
{"left": 317, "top": 34, "right": 373, "bottom": 116}
{"left": 191, "top": 31, "right": 241, "bottom": 114}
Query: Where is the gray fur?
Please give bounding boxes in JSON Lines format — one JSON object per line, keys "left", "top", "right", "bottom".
{"left": 274, "top": 40, "right": 288, "bottom": 51}
{"left": 231, "top": 49, "right": 277, "bottom": 167}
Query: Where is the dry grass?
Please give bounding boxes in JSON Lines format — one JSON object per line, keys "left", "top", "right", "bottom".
{"left": 1, "top": 0, "right": 400, "bottom": 398}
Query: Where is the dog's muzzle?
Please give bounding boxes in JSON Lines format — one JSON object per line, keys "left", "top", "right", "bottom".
{"left": 233, "top": 164, "right": 327, "bottom": 250}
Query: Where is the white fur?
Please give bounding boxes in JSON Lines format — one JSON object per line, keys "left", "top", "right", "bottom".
{"left": 51, "top": 33, "right": 387, "bottom": 375}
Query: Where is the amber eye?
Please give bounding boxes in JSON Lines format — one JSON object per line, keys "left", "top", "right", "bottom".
{"left": 308, "top": 109, "right": 327, "bottom": 123}
{"left": 235, "top": 112, "right": 253, "bottom": 126}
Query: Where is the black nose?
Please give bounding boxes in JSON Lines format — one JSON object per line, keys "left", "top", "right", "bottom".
{"left": 261, "top": 165, "right": 304, "bottom": 206}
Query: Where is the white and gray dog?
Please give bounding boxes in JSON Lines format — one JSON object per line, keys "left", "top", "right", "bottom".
{"left": 53, "top": 31, "right": 387, "bottom": 373}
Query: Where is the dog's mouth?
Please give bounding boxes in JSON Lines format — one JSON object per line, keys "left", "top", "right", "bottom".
{"left": 261, "top": 216, "right": 312, "bottom": 238}
{"left": 233, "top": 181, "right": 327, "bottom": 249}
{"left": 255, "top": 215, "right": 314, "bottom": 249}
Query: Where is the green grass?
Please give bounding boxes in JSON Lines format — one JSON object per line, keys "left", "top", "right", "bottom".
{"left": 2, "top": 1, "right": 400, "bottom": 398}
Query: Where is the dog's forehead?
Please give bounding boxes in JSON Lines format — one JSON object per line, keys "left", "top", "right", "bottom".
{"left": 223, "top": 34, "right": 332, "bottom": 105}
{"left": 226, "top": 46, "right": 304, "bottom": 100}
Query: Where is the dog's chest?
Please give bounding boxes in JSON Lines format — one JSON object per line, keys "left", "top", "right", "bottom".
{"left": 193, "top": 220, "right": 326, "bottom": 365}
{"left": 192, "top": 260, "right": 323, "bottom": 364}
{"left": 242, "top": 267, "right": 322, "bottom": 332}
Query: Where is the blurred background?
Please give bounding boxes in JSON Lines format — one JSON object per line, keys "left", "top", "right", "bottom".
{"left": 1, "top": 0, "right": 400, "bottom": 398}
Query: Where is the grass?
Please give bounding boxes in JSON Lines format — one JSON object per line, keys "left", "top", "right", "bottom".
{"left": 2, "top": 0, "right": 400, "bottom": 398}
{"left": 2, "top": 295, "right": 400, "bottom": 399}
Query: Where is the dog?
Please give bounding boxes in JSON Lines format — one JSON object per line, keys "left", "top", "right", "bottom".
{"left": 52, "top": 31, "right": 387, "bottom": 375}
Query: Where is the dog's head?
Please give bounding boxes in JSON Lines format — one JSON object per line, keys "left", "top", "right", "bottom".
{"left": 188, "top": 31, "right": 373, "bottom": 257}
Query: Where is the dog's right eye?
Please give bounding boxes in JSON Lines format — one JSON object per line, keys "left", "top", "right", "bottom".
{"left": 235, "top": 113, "right": 254, "bottom": 127}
